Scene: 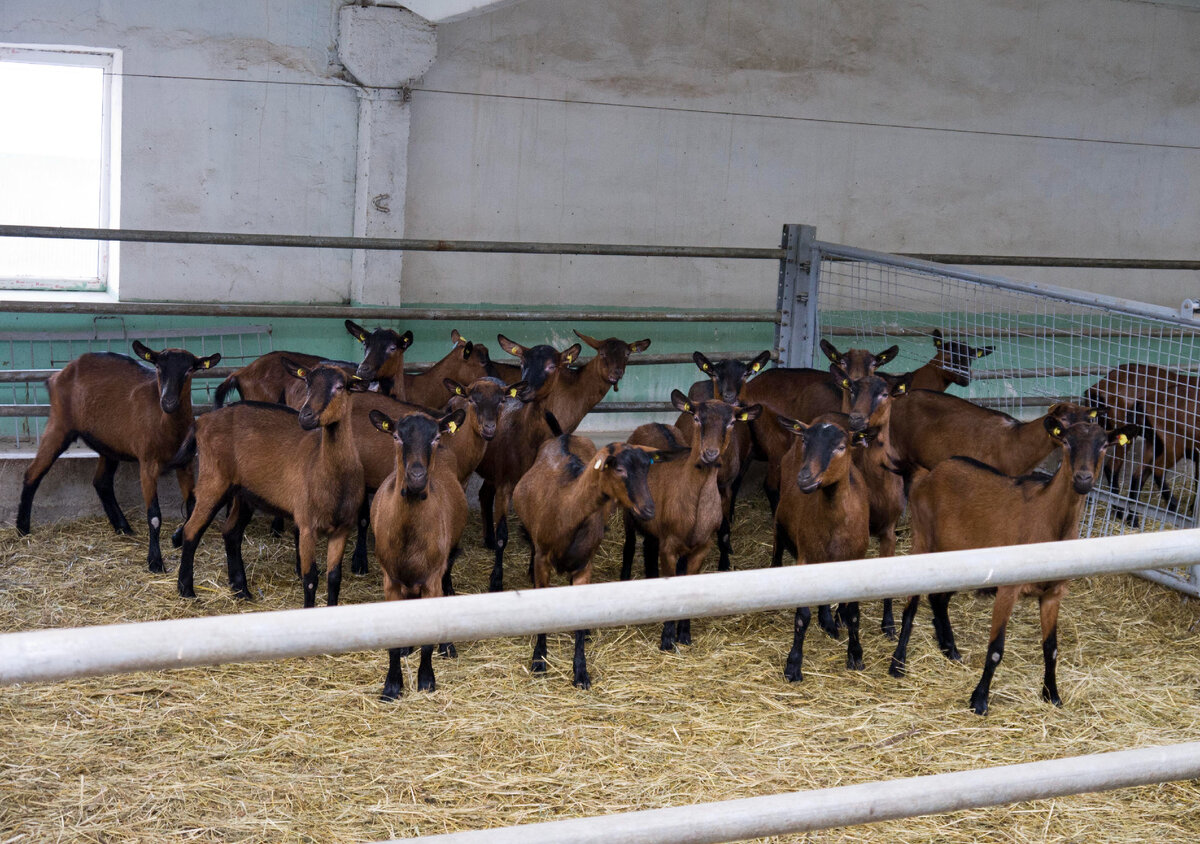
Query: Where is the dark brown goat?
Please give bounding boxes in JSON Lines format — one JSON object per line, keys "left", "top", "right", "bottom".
{"left": 212, "top": 351, "right": 329, "bottom": 409}
{"left": 909, "top": 329, "right": 994, "bottom": 392}
{"left": 174, "top": 362, "right": 365, "bottom": 607}
{"left": 624, "top": 391, "right": 761, "bottom": 649}
{"left": 17, "top": 342, "right": 221, "bottom": 572}
{"left": 477, "top": 332, "right": 649, "bottom": 591}
{"left": 514, "top": 431, "right": 666, "bottom": 688}
{"left": 743, "top": 341, "right": 896, "bottom": 509}
{"left": 672, "top": 350, "right": 772, "bottom": 571}
{"left": 346, "top": 319, "right": 414, "bottom": 401}
{"left": 1086, "top": 363, "right": 1195, "bottom": 523}
{"left": 894, "top": 415, "right": 1136, "bottom": 714}
{"left": 369, "top": 407, "right": 468, "bottom": 699}
{"left": 772, "top": 412, "right": 871, "bottom": 683}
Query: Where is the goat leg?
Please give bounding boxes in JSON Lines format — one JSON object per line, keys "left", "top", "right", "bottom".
{"left": 817, "top": 604, "right": 841, "bottom": 640}
{"left": 351, "top": 496, "right": 370, "bottom": 576}
{"left": 416, "top": 644, "right": 436, "bottom": 692}
{"left": 880, "top": 598, "right": 896, "bottom": 639}
{"left": 888, "top": 596, "right": 921, "bottom": 678}
{"left": 531, "top": 633, "right": 548, "bottom": 675}
{"left": 381, "top": 647, "right": 405, "bottom": 701}
{"left": 784, "top": 606, "right": 811, "bottom": 682}
{"left": 839, "top": 602, "right": 864, "bottom": 670}
{"left": 572, "top": 629, "right": 590, "bottom": 689}
{"left": 928, "top": 592, "right": 961, "bottom": 661}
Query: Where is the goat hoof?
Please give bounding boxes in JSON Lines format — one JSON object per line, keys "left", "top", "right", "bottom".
{"left": 488, "top": 576, "right": 503, "bottom": 593}
{"left": 232, "top": 587, "right": 253, "bottom": 601}
{"left": 170, "top": 527, "right": 184, "bottom": 548}
{"left": 417, "top": 678, "right": 436, "bottom": 693}
{"left": 943, "top": 648, "right": 962, "bottom": 663}
{"left": 438, "top": 643, "right": 457, "bottom": 659}
{"left": 531, "top": 658, "right": 547, "bottom": 675}
{"left": 969, "top": 693, "right": 989, "bottom": 716}
{"left": 1042, "top": 687, "right": 1063, "bottom": 707}
{"left": 887, "top": 658, "right": 907, "bottom": 679}
{"left": 177, "top": 583, "right": 196, "bottom": 599}
{"left": 846, "top": 655, "right": 865, "bottom": 671}
{"left": 351, "top": 561, "right": 368, "bottom": 576}
{"left": 573, "top": 673, "right": 591, "bottom": 690}
{"left": 380, "top": 686, "right": 402, "bottom": 702}
{"left": 880, "top": 624, "right": 897, "bottom": 640}
{"left": 117, "top": 524, "right": 135, "bottom": 536}
{"left": 783, "top": 664, "right": 803, "bottom": 683}
{"left": 148, "top": 560, "right": 165, "bottom": 574}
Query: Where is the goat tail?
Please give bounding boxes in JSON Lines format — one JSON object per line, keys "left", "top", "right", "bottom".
{"left": 544, "top": 411, "right": 564, "bottom": 438}
{"left": 167, "top": 426, "right": 198, "bottom": 470}
{"left": 213, "top": 374, "right": 239, "bottom": 408}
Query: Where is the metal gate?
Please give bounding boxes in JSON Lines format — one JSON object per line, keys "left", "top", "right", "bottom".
{"left": 778, "top": 224, "right": 1200, "bottom": 596}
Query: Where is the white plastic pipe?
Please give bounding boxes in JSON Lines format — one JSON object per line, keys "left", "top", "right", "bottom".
{"left": 397, "top": 742, "right": 1200, "bottom": 844}
{"left": 2, "top": 530, "right": 1199, "bottom": 685}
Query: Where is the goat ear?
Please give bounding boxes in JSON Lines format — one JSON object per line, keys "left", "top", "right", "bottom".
{"left": 347, "top": 374, "right": 369, "bottom": 392}
{"left": 670, "top": 389, "right": 692, "bottom": 414}
{"left": 443, "top": 378, "right": 467, "bottom": 397}
{"left": 975, "top": 345, "right": 995, "bottom": 359}
{"left": 693, "top": 351, "right": 714, "bottom": 374}
{"left": 345, "top": 320, "right": 369, "bottom": 343}
{"left": 1109, "top": 425, "right": 1138, "bottom": 447}
{"left": 369, "top": 409, "right": 394, "bottom": 435}
{"left": 497, "top": 334, "right": 525, "bottom": 358}
{"left": 1043, "top": 415, "right": 1066, "bottom": 440}
{"left": 874, "top": 345, "right": 900, "bottom": 367}
{"left": 748, "top": 350, "right": 771, "bottom": 374}
{"left": 397, "top": 330, "right": 414, "bottom": 350}
{"left": 193, "top": 353, "right": 222, "bottom": 371}
{"left": 777, "top": 414, "right": 806, "bottom": 434}
{"left": 629, "top": 338, "right": 651, "bottom": 353}
{"left": 736, "top": 403, "right": 763, "bottom": 423}
{"left": 891, "top": 372, "right": 913, "bottom": 397}
{"left": 573, "top": 329, "right": 602, "bottom": 350}
{"left": 506, "top": 380, "right": 529, "bottom": 399}
{"left": 562, "top": 343, "right": 582, "bottom": 365}
{"left": 819, "top": 339, "right": 841, "bottom": 364}
{"left": 450, "top": 328, "right": 464, "bottom": 346}
{"left": 461, "top": 341, "right": 474, "bottom": 359}
{"left": 131, "top": 341, "right": 158, "bottom": 364}
{"left": 441, "top": 408, "right": 467, "bottom": 436}
{"left": 281, "top": 358, "right": 308, "bottom": 380}
{"left": 830, "top": 362, "right": 851, "bottom": 389}
{"left": 649, "top": 446, "right": 688, "bottom": 464}
{"left": 931, "top": 328, "right": 943, "bottom": 348}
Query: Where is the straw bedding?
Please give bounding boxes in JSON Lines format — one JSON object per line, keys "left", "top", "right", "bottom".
{"left": 2, "top": 492, "right": 1199, "bottom": 842}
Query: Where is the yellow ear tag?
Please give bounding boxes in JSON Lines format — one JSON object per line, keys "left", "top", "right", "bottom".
{"left": 841, "top": 379, "right": 849, "bottom": 388}
{"left": 1052, "top": 427, "right": 1062, "bottom": 437}
{"left": 143, "top": 353, "right": 153, "bottom": 361}
{"left": 447, "top": 421, "right": 458, "bottom": 434}
{"left": 976, "top": 349, "right": 984, "bottom": 358}
{"left": 898, "top": 384, "right": 907, "bottom": 394}
{"left": 203, "top": 359, "right": 211, "bottom": 368}
{"left": 751, "top": 363, "right": 761, "bottom": 372}
{"left": 701, "top": 363, "right": 710, "bottom": 372}
{"left": 593, "top": 455, "right": 605, "bottom": 471}
{"left": 1089, "top": 409, "right": 1098, "bottom": 418}
{"left": 1117, "top": 433, "right": 1130, "bottom": 446}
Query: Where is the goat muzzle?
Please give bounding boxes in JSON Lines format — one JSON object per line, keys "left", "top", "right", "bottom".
{"left": 1073, "top": 474, "right": 1095, "bottom": 495}
{"left": 298, "top": 410, "right": 320, "bottom": 430}
{"left": 848, "top": 414, "right": 868, "bottom": 433}
{"left": 632, "top": 502, "right": 655, "bottom": 521}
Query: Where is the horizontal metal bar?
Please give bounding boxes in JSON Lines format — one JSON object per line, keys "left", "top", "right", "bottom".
{"left": 0, "top": 224, "right": 784, "bottom": 260}
{"left": 1134, "top": 568, "right": 1200, "bottom": 598}
{"left": 0, "top": 300, "right": 778, "bottom": 323}
{"left": 823, "top": 325, "right": 1196, "bottom": 340}
{"left": 1, "top": 529, "right": 1197, "bottom": 686}
{"left": 903, "top": 253, "right": 1200, "bottom": 271}
{"left": 404, "top": 742, "right": 1200, "bottom": 844}
{"left": 0, "top": 324, "right": 271, "bottom": 343}
{"left": 817, "top": 241, "right": 1200, "bottom": 329}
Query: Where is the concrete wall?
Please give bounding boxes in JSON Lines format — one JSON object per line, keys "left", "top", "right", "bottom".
{"left": 2, "top": 0, "right": 360, "bottom": 304}
{"left": 404, "top": 0, "right": 1200, "bottom": 310}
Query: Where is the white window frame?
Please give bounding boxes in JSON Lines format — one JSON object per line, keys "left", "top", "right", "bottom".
{"left": 0, "top": 44, "right": 122, "bottom": 295}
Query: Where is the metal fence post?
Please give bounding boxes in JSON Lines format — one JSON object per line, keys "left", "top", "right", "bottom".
{"left": 776, "top": 224, "right": 819, "bottom": 368}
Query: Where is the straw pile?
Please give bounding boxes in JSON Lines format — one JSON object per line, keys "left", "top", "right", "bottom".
{"left": 2, "top": 492, "right": 1199, "bottom": 843}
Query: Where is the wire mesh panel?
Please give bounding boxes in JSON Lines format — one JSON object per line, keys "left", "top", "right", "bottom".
{"left": 810, "top": 240, "right": 1200, "bottom": 594}
{"left": 0, "top": 323, "right": 272, "bottom": 450}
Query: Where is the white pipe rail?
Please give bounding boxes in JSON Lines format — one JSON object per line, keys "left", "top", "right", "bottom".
{"left": 398, "top": 742, "right": 1200, "bottom": 844}
{"left": 2, "top": 530, "right": 1199, "bottom": 685}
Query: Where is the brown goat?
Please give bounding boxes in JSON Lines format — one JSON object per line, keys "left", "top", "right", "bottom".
{"left": 514, "top": 431, "right": 666, "bottom": 688}
{"left": 772, "top": 412, "right": 871, "bottom": 683}
{"left": 744, "top": 341, "right": 896, "bottom": 510}
{"left": 544, "top": 330, "right": 652, "bottom": 433}
{"left": 346, "top": 319, "right": 414, "bottom": 401}
{"left": 674, "top": 350, "right": 772, "bottom": 571}
{"left": 894, "top": 415, "right": 1136, "bottom": 714}
{"left": 368, "top": 407, "right": 468, "bottom": 699}
{"left": 624, "top": 391, "right": 761, "bottom": 649}
{"left": 889, "top": 391, "right": 1101, "bottom": 478}
{"left": 212, "top": 350, "right": 330, "bottom": 409}
{"left": 1085, "top": 363, "right": 1195, "bottom": 524}
{"left": 909, "top": 329, "right": 994, "bottom": 392}
{"left": 401, "top": 329, "right": 494, "bottom": 409}
{"left": 17, "top": 342, "right": 221, "bottom": 572}
{"left": 174, "top": 362, "right": 365, "bottom": 607}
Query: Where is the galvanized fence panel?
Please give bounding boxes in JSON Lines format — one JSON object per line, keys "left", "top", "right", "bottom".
{"left": 804, "top": 239, "right": 1200, "bottom": 594}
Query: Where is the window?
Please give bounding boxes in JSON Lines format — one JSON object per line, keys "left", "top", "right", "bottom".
{"left": 0, "top": 45, "right": 121, "bottom": 293}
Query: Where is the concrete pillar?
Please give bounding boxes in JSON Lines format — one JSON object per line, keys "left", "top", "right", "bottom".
{"left": 337, "top": 3, "right": 437, "bottom": 306}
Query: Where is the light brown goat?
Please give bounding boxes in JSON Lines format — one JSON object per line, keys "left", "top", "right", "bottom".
{"left": 174, "top": 362, "right": 365, "bottom": 607}
{"left": 514, "top": 429, "right": 666, "bottom": 688}
{"left": 401, "top": 329, "right": 494, "bottom": 409}
{"left": 369, "top": 407, "right": 468, "bottom": 699}
{"left": 17, "top": 341, "right": 221, "bottom": 572}
{"left": 624, "top": 391, "right": 761, "bottom": 650}
{"left": 894, "top": 415, "right": 1136, "bottom": 714}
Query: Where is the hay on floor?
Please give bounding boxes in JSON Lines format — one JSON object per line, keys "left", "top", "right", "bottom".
{"left": 2, "top": 492, "right": 1199, "bottom": 843}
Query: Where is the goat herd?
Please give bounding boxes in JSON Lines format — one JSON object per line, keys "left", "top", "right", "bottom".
{"left": 15, "top": 320, "right": 1175, "bottom": 714}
